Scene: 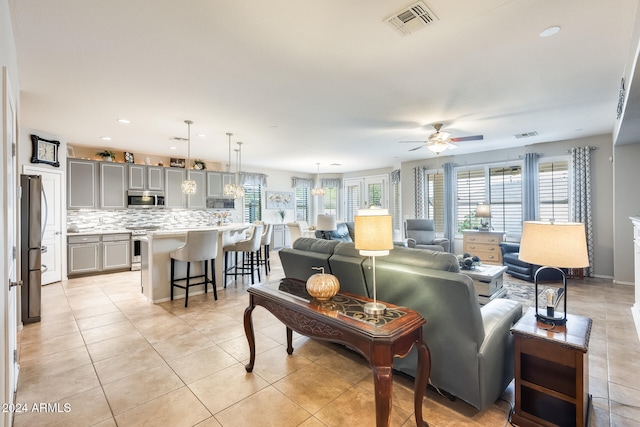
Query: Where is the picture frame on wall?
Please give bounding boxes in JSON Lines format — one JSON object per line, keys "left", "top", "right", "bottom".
{"left": 266, "top": 191, "right": 294, "bottom": 209}
{"left": 170, "top": 158, "right": 186, "bottom": 168}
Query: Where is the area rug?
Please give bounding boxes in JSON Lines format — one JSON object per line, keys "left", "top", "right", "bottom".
{"left": 502, "top": 279, "right": 564, "bottom": 309}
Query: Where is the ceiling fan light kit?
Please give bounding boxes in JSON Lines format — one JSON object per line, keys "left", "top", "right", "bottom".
{"left": 401, "top": 123, "right": 483, "bottom": 154}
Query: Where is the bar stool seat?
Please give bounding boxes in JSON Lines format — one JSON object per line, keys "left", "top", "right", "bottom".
{"left": 170, "top": 230, "right": 219, "bottom": 307}
{"left": 224, "top": 225, "right": 263, "bottom": 286}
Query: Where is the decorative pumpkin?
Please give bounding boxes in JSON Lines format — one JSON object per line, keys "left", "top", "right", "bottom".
{"left": 306, "top": 267, "right": 340, "bottom": 301}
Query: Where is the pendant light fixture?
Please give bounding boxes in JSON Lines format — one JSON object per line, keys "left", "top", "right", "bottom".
{"left": 311, "top": 163, "right": 325, "bottom": 196}
{"left": 223, "top": 132, "right": 245, "bottom": 198}
{"left": 181, "top": 120, "right": 197, "bottom": 194}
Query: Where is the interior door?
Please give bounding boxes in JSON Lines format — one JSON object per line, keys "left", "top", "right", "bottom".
{"left": 22, "top": 166, "right": 63, "bottom": 285}
{"left": 3, "top": 66, "right": 19, "bottom": 427}
{"left": 343, "top": 175, "right": 388, "bottom": 222}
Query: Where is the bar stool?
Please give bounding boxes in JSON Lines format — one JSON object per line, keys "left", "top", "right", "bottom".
{"left": 170, "top": 230, "right": 219, "bottom": 307}
{"left": 224, "top": 225, "right": 263, "bottom": 285}
{"left": 257, "top": 223, "right": 273, "bottom": 275}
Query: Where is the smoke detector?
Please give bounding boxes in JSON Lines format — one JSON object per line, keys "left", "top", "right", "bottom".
{"left": 385, "top": 1, "right": 438, "bottom": 37}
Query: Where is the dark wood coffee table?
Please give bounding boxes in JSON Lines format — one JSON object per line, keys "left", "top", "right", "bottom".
{"left": 244, "top": 278, "right": 430, "bottom": 427}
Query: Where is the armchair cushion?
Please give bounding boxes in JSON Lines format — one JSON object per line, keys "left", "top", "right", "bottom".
{"left": 404, "top": 219, "right": 450, "bottom": 252}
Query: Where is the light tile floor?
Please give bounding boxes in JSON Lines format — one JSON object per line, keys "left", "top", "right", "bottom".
{"left": 13, "top": 254, "right": 640, "bottom": 426}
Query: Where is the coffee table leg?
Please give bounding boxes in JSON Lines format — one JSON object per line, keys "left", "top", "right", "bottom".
{"left": 372, "top": 365, "right": 393, "bottom": 427}
{"left": 414, "top": 338, "right": 431, "bottom": 427}
{"left": 243, "top": 301, "right": 256, "bottom": 372}
{"left": 286, "top": 327, "right": 293, "bottom": 355}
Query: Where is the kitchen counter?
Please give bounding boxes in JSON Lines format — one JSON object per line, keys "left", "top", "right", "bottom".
{"left": 141, "top": 223, "right": 252, "bottom": 303}
{"left": 67, "top": 229, "right": 132, "bottom": 236}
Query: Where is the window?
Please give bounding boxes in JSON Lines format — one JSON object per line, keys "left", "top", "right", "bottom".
{"left": 243, "top": 184, "right": 262, "bottom": 223}
{"left": 539, "top": 160, "right": 569, "bottom": 221}
{"left": 322, "top": 187, "right": 338, "bottom": 216}
{"left": 295, "top": 187, "right": 309, "bottom": 221}
{"left": 456, "top": 168, "right": 486, "bottom": 232}
{"left": 425, "top": 171, "right": 445, "bottom": 232}
{"left": 392, "top": 179, "right": 401, "bottom": 231}
{"left": 489, "top": 166, "right": 522, "bottom": 234}
{"left": 345, "top": 182, "right": 360, "bottom": 222}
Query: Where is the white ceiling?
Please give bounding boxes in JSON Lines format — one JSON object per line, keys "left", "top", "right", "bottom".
{"left": 9, "top": 0, "right": 639, "bottom": 174}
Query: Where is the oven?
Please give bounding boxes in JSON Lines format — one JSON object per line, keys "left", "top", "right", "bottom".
{"left": 127, "top": 226, "right": 160, "bottom": 270}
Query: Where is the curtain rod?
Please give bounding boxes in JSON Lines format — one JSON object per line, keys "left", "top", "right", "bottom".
{"left": 566, "top": 146, "right": 598, "bottom": 153}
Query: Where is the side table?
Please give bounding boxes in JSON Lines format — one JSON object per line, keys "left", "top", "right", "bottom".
{"left": 244, "top": 278, "right": 430, "bottom": 427}
{"left": 511, "top": 307, "right": 592, "bottom": 427}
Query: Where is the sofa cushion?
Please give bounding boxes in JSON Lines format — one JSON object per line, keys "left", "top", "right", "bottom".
{"left": 292, "top": 237, "right": 339, "bottom": 253}
{"left": 383, "top": 246, "right": 460, "bottom": 272}
{"left": 329, "top": 242, "right": 369, "bottom": 297}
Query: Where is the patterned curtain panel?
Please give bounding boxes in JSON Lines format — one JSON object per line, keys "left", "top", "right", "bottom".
{"left": 571, "top": 146, "right": 594, "bottom": 277}
{"left": 320, "top": 178, "right": 342, "bottom": 188}
{"left": 391, "top": 169, "right": 401, "bottom": 184}
{"left": 413, "top": 166, "right": 426, "bottom": 219}
{"left": 240, "top": 172, "right": 268, "bottom": 186}
{"left": 523, "top": 153, "right": 541, "bottom": 221}
{"left": 443, "top": 162, "right": 456, "bottom": 252}
{"left": 291, "top": 177, "right": 312, "bottom": 188}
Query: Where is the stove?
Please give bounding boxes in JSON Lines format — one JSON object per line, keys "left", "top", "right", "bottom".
{"left": 126, "top": 226, "right": 160, "bottom": 269}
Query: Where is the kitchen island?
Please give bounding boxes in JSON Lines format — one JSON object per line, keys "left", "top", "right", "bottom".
{"left": 141, "top": 223, "right": 252, "bottom": 303}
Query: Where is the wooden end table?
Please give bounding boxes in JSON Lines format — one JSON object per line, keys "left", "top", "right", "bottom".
{"left": 511, "top": 307, "right": 592, "bottom": 427}
{"left": 244, "top": 278, "right": 430, "bottom": 427}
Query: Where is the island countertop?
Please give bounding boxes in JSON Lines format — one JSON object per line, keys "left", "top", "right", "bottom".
{"left": 141, "top": 223, "right": 253, "bottom": 303}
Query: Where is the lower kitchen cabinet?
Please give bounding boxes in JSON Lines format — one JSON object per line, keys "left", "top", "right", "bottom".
{"left": 68, "top": 233, "right": 131, "bottom": 276}
{"left": 271, "top": 223, "right": 291, "bottom": 249}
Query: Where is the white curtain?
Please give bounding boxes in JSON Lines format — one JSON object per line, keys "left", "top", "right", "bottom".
{"left": 443, "top": 162, "right": 456, "bottom": 252}
{"left": 413, "top": 166, "right": 426, "bottom": 219}
{"left": 571, "top": 146, "right": 594, "bottom": 277}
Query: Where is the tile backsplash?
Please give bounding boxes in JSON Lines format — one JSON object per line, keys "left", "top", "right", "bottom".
{"left": 67, "top": 208, "right": 238, "bottom": 232}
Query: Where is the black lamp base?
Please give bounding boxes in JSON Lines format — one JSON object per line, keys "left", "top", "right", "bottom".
{"left": 534, "top": 266, "right": 568, "bottom": 326}
{"left": 535, "top": 309, "right": 567, "bottom": 326}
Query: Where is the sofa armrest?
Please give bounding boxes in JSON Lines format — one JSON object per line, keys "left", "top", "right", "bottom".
{"left": 406, "top": 238, "right": 417, "bottom": 248}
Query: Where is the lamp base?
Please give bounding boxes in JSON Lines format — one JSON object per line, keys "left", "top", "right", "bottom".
{"left": 535, "top": 309, "right": 567, "bottom": 326}
{"left": 364, "top": 302, "right": 386, "bottom": 315}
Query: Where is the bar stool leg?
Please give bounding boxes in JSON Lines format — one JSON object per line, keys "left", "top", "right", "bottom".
{"left": 170, "top": 259, "right": 175, "bottom": 301}
{"left": 184, "top": 262, "right": 191, "bottom": 308}
{"left": 204, "top": 260, "right": 208, "bottom": 294}
{"left": 255, "top": 250, "right": 261, "bottom": 282}
{"left": 211, "top": 259, "right": 218, "bottom": 300}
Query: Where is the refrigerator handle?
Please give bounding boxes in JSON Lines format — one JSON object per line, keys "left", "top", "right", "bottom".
{"left": 41, "top": 185, "right": 48, "bottom": 238}
{"left": 41, "top": 264, "right": 48, "bottom": 273}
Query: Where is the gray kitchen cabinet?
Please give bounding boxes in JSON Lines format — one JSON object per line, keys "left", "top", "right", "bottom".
{"left": 187, "top": 170, "right": 207, "bottom": 208}
{"left": 100, "top": 162, "right": 127, "bottom": 209}
{"left": 68, "top": 235, "right": 100, "bottom": 275}
{"left": 67, "top": 159, "right": 98, "bottom": 209}
{"left": 129, "top": 164, "right": 164, "bottom": 191}
{"left": 207, "top": 172, "right": 236, "bottom": 198}
{"left": 165, "top": 168, "right": 186, "bottom": 208}
{"left": 102, "top": 233, "right": 131, "bottom": 270}
{"left": 272, "top": 223, "right": 290, "bottom": 249}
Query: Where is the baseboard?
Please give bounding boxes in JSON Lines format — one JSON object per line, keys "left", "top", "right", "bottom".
{"left": 632, "top": 305, "right": 640, "bottom": 343}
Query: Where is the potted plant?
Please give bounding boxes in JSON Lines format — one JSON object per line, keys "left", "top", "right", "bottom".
{"left": 96, "top": 150, "right": 116, "bottom": 161}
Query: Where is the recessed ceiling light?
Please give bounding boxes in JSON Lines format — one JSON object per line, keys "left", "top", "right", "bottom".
{"left": 101, "top": 136, "right": 112, "bottom": 141}
{"left": 117, "top": 118, "right": 130, "bottom": 124}
{"left": 197, "top": 133, "right": 206, "bottom": 138}
{"left": 539, "top": 26, "right": 560, "bottom": 38}
{"left": 169, "top": 146, "right": 177, "bottom": 150}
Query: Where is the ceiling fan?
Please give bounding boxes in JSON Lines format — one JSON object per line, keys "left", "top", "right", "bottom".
{"left": 400, "top": 124, "right": 484, "bottom": 154}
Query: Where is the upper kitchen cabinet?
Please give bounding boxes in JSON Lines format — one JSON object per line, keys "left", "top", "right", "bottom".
{"left": 128, "top": 164, "right": 164, "bottom": 191}
{"left": 165, "top": 168, "right": 186, "bottom": 208}
{"left": 67, "top": 159, "right": 98, "bottom": 209}
{"left": 100, "top": 162, "right": 127, "bottom": 209}
{"left": 187, "top": 170, "right": 207, "bottom": 208}
{"left": 207, "top": 172, "right": 236, "bottom": 198}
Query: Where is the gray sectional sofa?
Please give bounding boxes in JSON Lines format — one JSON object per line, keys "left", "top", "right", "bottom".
{"left": 278, "top": 237, "right": 523, "bottom": 411}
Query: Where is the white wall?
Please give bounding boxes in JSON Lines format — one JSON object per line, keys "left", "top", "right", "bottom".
{"left": 400, "top": 134, "right": 616, "bottom": 278}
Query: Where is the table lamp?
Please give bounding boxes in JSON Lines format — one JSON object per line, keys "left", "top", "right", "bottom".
{"left": 354, "top": 208, "right": 393, "bottom": 315}
{"left": 518, "top": 221, "right": 589, "bottom": 325}
{"left": 316, "top": 214, "right": 337, "bottom": 239}
{"left": 476, "top": 203, "right": 491, "bottom": 231}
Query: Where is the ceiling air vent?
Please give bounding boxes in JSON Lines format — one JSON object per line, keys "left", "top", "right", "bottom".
{"left": 514, "top": 131, "right": 538, "bottom": 139}
{"left": 385, "top": 1, "right": 438, "bottom": 37}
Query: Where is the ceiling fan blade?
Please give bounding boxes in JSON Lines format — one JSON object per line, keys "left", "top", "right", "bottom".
{"left": 451, "top": 134, "right": 483, "bottom": 142}
{"left": 408, "top": 145, "right": 425, "bottom": 152}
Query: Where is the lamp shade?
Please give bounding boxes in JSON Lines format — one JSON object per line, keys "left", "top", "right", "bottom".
{"left": 519, "top": 221, "right": 589, "bottom": 268}
{"left": 354, "top": 208, "right": 393, "bottom": 256}
{"left": 476, "top": 203, "right": 491, "bottom": 218}
{"left": 316, "top": 214, "right": 337, "bottom": 231}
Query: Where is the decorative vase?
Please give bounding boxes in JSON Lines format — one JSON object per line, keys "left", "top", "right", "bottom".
{"left": 306, "top": 267, "right": 340, "bottom": 300}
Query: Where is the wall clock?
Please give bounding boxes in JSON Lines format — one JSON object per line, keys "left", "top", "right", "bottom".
{"left": 30, "top": 134, "right": 60, "bottom": 167}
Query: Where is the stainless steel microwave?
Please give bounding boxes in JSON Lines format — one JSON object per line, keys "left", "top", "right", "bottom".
{"left": 127, "top": 190, "right": 165, "bottom": 208}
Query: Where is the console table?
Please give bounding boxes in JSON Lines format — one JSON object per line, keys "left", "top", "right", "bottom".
{"left": 244, "top": 279, "right": 430, "bottom": 427}
{"left": 511, "top": 308, "right": 592, "bottom": 427}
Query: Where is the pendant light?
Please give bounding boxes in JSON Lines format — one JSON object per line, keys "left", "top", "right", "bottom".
{"left": 223, "top": 133, "right": 245, "bottom": 198}
{"left": 181, "top": 120, "right": 196, "bottom": 194}
{"left": 311, "top": 163, "right": 325, "bottom": 196}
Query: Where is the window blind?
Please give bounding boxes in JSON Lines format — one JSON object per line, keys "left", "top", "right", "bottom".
{"left": 456, "top": 169, "right": 485, "bottom": 232}
{"left": 243, "top": 184, "right": 262, "bottom": 223}
{"left": 539, "top": 160, "right": 569, "bottom": 221}
{"left": 295, "top": 187, "right": 309, "bottom": 221}
{"left": 489, "top": 166, "right": 523, "bottom": 234}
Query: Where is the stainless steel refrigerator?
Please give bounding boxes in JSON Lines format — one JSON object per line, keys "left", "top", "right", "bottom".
{"left": 20, "top": 174, "right": 43, "bottom": 323}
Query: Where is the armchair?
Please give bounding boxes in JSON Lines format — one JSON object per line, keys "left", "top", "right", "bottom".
{"left": 499, "top": 242, "right": 565, "bottom": 282}
{"left": 404, "top": 219, "right": 449, "bottom": 252}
